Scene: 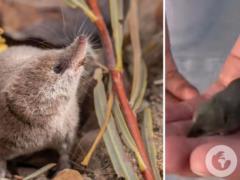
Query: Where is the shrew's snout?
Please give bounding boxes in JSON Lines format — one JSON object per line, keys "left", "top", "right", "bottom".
{"left": 53, "top": 36, "right": 89, "bottom": 74}
{"left": 70, "top": 35, "right": 89, "bottom": 71}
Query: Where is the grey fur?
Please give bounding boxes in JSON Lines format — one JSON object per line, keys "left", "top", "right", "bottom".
{"left": 0, "top": 36, "right": 94, "bottom": 177}
{"left": 188, "top": 78, "right": 240, "bottom": 137}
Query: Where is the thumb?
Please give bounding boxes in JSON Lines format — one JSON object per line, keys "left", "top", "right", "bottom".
{"left": 190, "top": 140, "right": 240, "bottom": 180}
{"left": 166, "top": 70, "right": 199, "bottom": 100}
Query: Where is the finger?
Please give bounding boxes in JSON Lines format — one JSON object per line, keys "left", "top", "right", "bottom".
{"left": 166, "top": 136, "right": 201, "bottom": 176}
{"left": 166, "top": 120, "right": 192, "bottom": 136}
{"left": 166, "top": 70, "right": 199, "bottom": 100}
{"left": 166, "top": 102, "right": 193, "bottom": 123}
{"left": 167, "top": 131, "right": 240, "bottom": 178}
{"left": 166, "top": 22, "right": 199, "bottom": 100}
{"left": 190, "top": 135, "right": 240, "bottom": 179}
{"left": 204, "top": 80, "right": 225, "bottom": 98}
{"left": 166, "top": 96, "right": 206, "bottom": 122}
{"left": 166, "top": 91, "right": 181, "bottom": 106}
{"left": 218, "top": 37, "right": 240, "bottom": 86}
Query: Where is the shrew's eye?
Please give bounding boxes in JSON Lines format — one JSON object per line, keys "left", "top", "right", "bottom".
{"left": 53, "top": 64, "right": 61, "bottom": 74}
{"left": 53, "top": 58, "right": 69, "bottom": 74}
{"left": 53, "top": 63, "right": 63, "bottom": 74}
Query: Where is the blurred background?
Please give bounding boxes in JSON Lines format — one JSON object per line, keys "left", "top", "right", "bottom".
{"left": 166, "top": 0, "right": 240, "bottom": 179}
{"left": 166, "top": 0, "right": 240, "bottom": 92}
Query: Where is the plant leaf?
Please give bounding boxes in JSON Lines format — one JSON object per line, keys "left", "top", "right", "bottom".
{"left": 93, "top": 69, "right": 139, "bottom": 179}
{"left": 64, "top": 0, "right": 97, "bottom": 22}
{"left": 132, "top": 61, "right": 147, "bottom": 112}
{"left": 112, "top": 97, "right": 146, "bottom": 171}
{"left": 142, "top": 107, "right": 162, "bottom": 180}
{"left": 109, "top": 0, "right": 124, "bottom": 70}
{"left": 128, "top": 1, "right": 147, "bottom": 112}
{"left": 81, "top": 89, "right": 114, "bottom": 166}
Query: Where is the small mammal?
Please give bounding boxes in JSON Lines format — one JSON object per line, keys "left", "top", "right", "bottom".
{"left": 188, "top": 78, "right": 240, "bottom": 137}
{"left": 0, "top": 36, "right": 95, "bottom": 177}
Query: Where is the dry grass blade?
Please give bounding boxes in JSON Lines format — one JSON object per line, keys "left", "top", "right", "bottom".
{"left": 81, "top": 89, "right": 114, "bottom": 166}
{"left": 23, "top": 163, "right": 56, "bottom": 180}
{"left": 93, "top": 68, "right": 138, "bottom": 179}
{"left": 128, "top": 0, "right": 147, "bottom": 112}
{"left": 109, "top": 0, "right": 124, "bottom": 70}
{"left": 64, "top": 0, "right": 97, "bottom": 22}
{"left": 142, "top": 108, "right": 162, "bottom": 180}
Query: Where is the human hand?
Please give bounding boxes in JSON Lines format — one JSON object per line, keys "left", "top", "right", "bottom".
{"left": 165, "top": 23, "right": 199, "bottom": 105}
{"left": 166, "top": 36, "right": 240, "bottom": 179}
{"left": 166, "top": 114, "right": 240, "bottom": 180}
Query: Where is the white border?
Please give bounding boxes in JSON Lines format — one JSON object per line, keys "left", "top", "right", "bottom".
{"left": 163, "top": 0, "right": 166, "bottom": 179}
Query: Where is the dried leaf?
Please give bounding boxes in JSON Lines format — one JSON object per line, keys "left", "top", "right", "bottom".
{"left": 53, "top": 169, "right": 83, "bottom": 180}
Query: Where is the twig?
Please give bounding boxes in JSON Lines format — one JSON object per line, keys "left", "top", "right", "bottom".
{"left": 81, "top": 87, "right": 114, "bottom": 166}
{"left": 111, "top": 71, "right": 154, "bottom": 180}
{"left": 65, "top": 0, "right": 155, "bottom": 179}
{"left": 23, "top": 163, "right": 56, "bottom": 180}
{"left": 154, "top": 79, "right": 163, "bottom": 85}
{"left": 86, "top": 1, "right": 154, "bottom": 179}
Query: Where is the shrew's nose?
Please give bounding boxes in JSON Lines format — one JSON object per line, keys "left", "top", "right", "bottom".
{"left": 53, "top": 36, "right": 89, "bottom": 74}
{"left": 71, "top": 36, "right": 88, "bottom": 70}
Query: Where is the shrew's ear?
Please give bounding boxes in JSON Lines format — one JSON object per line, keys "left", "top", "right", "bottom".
{"left": 4, "top": 90, "right": 31, "bottom": 124}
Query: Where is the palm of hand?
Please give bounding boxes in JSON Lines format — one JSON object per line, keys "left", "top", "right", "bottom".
{"left": 166, "top": 61, "right": 240, "bottom": 180}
